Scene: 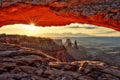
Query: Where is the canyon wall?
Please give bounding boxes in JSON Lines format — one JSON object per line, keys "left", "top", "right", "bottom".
{"left": 0, "top": 34, "right": 69, "bottom": 62}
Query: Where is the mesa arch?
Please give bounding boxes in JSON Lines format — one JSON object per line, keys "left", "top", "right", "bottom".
{"left": 0, "top": 0, "right": 120, "bottom": 31}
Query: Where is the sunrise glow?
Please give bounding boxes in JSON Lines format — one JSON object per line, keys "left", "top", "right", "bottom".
{"left": 28, "top": 25, "right": 37, "bottom": 30}
{"left": 0, "top": 23, "right": 120, "bottom": 37}
{"left": 30, "top": 23, "right": 35, "bottom": 26}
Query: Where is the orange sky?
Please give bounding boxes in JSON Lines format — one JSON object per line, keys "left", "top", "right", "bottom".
{"left": 0, "top": 23, "right": 120, "bottom": 37}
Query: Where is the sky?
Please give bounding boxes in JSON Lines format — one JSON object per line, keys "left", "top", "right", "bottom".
{"left": 0, "top": 23, "right": 120, "bottom": 37}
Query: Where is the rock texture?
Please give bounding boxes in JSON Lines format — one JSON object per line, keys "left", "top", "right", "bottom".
{"left": 0, "top": 43, "right": 120, "bottom": 80}
{"left": 0, "top": 34, "right": 70, "bottom": 62}
{"left": 64, "top": 38, "right": 88, "bottom": 61}
{"left": 0, "top": 0, "right": 120, "bottom": 30}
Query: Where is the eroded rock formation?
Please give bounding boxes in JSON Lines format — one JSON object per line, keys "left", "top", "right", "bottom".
{"left": 0, "top": 43, "right": 120, "bottom": 80}
{"left": 64, "top": 38, "right": 73, "bottom": 47}
{"left": 74, "top": 40, "right": 79, "bottom": 49}
{"left": 0, "top": 34, "right": 70, "bottom": 62}
{"left": 64, "top": 39, "right": 88, "bottom": 61}
{"left": 0, "top": 0, "right": 120, "bottom": 30}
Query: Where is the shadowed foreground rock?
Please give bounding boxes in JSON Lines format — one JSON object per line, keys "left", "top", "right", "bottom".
{"left": 0, "top": 43, "right": 120, "bottom": 80}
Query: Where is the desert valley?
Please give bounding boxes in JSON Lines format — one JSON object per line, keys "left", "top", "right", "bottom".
{"left": 0, "top": 34, "right": 120, "bottom": 80}
{"left": 0, "top": 0, "right": 120, "bottom": 80}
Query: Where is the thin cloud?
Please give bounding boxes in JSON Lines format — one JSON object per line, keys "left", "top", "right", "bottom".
{"left": 68, "top": 26, "right": 97, "bottom": 29}
{"left": 68, "top": 23, "right": 98, "bottom": 29}
{"left": 95, "top": 31, "right": 117, "bottom": 34}
{"left": 69, "top": 26, "right": 80, "bottom": 28}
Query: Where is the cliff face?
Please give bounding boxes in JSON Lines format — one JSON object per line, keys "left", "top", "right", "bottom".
{"left": 0, "top": 34, "right": 69, "bottom": 62}
{"left": 55, "top": 46, "right": 68, "bottom": 62}
{"left": 0, "top": 0, "right": 120, "bottom": 30}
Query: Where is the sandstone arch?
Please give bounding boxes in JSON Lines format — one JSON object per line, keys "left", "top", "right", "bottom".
{"left": 0, "top": 0, "right": 120, "bottom": 31}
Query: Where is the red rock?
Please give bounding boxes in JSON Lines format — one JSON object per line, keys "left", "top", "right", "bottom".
{"left": 0, "top": 42, "right": 120, "bottom": 80}
{"left": 0, "top": 35, "right": 68, "bottom": 62}
{"left": 0, "top": 1, "right": 119, "bottom": 30}
{"left": 77, "top": 76, "right": 94, "bottom": 80}
{"left": 100, "top": 67, "right": 120, "bottom": 78}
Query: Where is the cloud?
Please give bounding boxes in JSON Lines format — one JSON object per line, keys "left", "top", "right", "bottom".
{"left": 36, "top": 32, "right": 91, "bottom": 37}
{"left": 68, "top": 26, "right": 97, "bottom": 29}
{"left": 84, "top": 27, "right": 97, "bottom": 29}
{"left": 68, "top": 23, "right": 98, "bottom": 29}
{"left": 95, "top": 31, "right": 117, "bottom": 34}
{"left": 1, "top": 23, "right": 120, "bottom": 37}
{"left": 69, "top": 26, "right": 80, "bottom": 28}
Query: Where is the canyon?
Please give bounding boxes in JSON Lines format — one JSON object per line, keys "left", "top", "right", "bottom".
{"left": 0, "top": 0, "right": 120, "bottom": 30}
{"left": 0, "top": 0, "right": 120, "bottom": 80}
{"left": 0, "top": 34, "right": 71, "bottom": 62}
{"left": 0, "top": 41, "right": 120, "bottom": 80}
{"left": 0, "top": 34, "right": 120, "bottom": 67}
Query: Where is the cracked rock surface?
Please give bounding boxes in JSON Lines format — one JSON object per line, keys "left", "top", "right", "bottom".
{"left": 0, "top": 43, "right": 120, "bottom": 80}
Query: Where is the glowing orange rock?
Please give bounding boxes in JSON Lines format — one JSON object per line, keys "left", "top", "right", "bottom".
{"left": 0, "top": 2, "right": 119, "bottom": 31}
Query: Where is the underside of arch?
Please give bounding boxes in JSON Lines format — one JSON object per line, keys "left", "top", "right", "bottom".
{"left": 0, "top": 0, "right": 120, "bottom": 31}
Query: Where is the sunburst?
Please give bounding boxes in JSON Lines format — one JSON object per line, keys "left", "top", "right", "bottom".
{"left": 25, "top": 15, "right": 40, "bottom": 26}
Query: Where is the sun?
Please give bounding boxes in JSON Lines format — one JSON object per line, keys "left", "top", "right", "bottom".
{"left": 29, "top": 26, "right": 37, "bottom": 30}
{"left": 30, "top": 23, "right": 35, "bottom": 26}
{"left": 28, "top": 23, "right": 37, "bottom": 30}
